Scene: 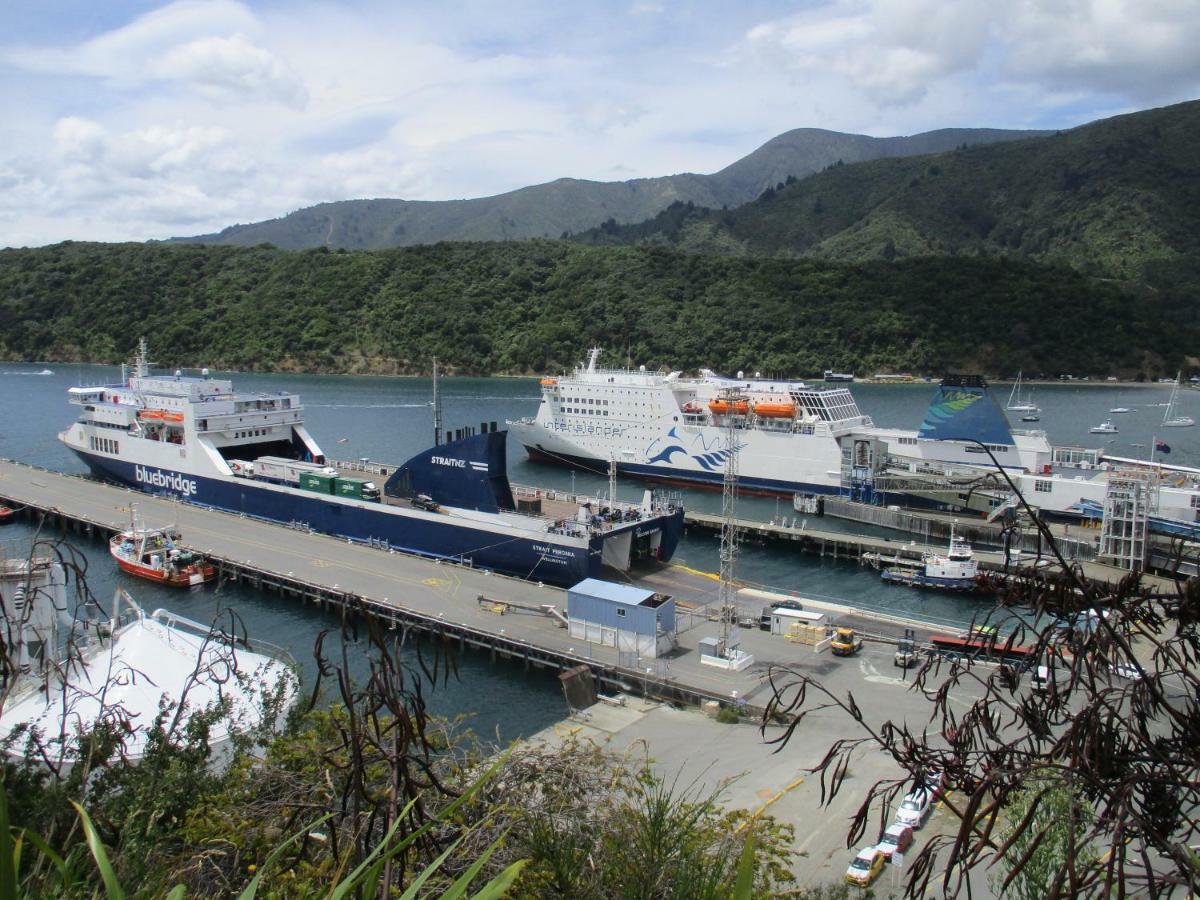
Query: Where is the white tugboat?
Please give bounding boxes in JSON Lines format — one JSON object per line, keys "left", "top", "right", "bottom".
{"left": 879, "top": 525, "right": 985, "bottom": 592}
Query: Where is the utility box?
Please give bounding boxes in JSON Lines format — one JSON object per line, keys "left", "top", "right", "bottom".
{"left": 300, "top": 472, "right": 336, "bottom": 494}
{"left": 567, "top": 578, "right": 676, "bottom": 658}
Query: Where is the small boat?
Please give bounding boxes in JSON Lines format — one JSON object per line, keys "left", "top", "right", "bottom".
{"left": 1020, "top": 413, "right": 1040, "bottom": 422}
{"left": 1108, "top": 407, "right": 1133, "bottom": 414}
{"left": 110, "top": 514, "right": 215, "bottom": 587}
{"left": 1006, "top": 371, "right": 1038, "bottom": 412}
{"left": 1090, "top": 420, "right": 1119, "bottom": 434}
{"left": 880, "top": 525, "right": 986, "bottom": 592}
{"left": 38, "top": 369, "right": 53, "bottom": 376}
{"left": 0, "top": 505, "right": 14, "bottom": 525}
{"left": 1162, "top": 373, "right": 1195, "bottom": 428}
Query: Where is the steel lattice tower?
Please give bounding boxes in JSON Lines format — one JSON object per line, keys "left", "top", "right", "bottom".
{"left": 717, "top": 385, "right": 744, "bottom": 656}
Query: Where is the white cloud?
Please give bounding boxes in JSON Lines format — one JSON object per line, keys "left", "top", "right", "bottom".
{"left": 0, "top": 1, "right": 1197, "bottom": 246}
{"left": 5, "top": 0, "right": 305, "bottom": 106}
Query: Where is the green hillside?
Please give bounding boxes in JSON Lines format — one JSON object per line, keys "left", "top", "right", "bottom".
{"left": 170, "top": 128, "right": 1044, "bottom": 251}
{"left": 1, "top": 241, "right": 1193, "bottom": 379}
{"left": 572, "top": 100, "right": 1200, "bottom": 292}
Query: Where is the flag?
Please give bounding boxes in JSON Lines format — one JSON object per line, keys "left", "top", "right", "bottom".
{"left": 1155, "top": 438, "right": 1171, "bottom": 454}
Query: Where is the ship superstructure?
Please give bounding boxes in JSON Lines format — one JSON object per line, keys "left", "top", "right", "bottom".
{"left": 60, "top": 341, "right": 683, "bottom": 586}
{"left": 510, "top": 348, "right": 871, "bottom": 494}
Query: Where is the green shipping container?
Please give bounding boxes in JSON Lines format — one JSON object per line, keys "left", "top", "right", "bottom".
{"left": 300, "top": 472, "right": 336, "bottom": 494}
{"left": 336, "top": 478, "right": 376, "bottom": 500}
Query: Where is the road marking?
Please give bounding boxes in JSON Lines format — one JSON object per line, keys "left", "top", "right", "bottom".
{"left": 860, "top": 657, "right": 908, "bottom": 687}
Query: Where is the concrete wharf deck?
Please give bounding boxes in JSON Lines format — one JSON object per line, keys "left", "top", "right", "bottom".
{"left": 0, "top": 459, "right": 1178, "bottom": 714}
{"left": 0, "top": 459, "right": 899, "bottom": 713}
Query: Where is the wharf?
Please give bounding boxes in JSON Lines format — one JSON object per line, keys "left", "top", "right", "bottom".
{"left": 1, "top": 460, "right": 1180, "bottom": 715}
{"left": 681, "top": 509, "right": 1180, "bottom": 593}
{"left": 0, "top": 459, "right": 936, "bottom": 714}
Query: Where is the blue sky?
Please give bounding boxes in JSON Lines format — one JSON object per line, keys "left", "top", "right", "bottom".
{"left": 2, "top": 0, "right": 1198, "bottom": 246}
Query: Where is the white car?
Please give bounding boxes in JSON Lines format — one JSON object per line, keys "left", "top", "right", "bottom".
{"left": 895, "top": 788, "right": 934, "bottom": 828}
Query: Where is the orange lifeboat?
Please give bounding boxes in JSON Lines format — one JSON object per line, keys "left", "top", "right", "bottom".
{"left": 162, "top": 412, "right": 184, "bottom": 423}
{"left": 708, "top": 399, "right": 750, "bottom": 415}
{"left": 138, "top": 409, "right": 164, "bottom": 421}
{"left": 751, "top": 401, "right": 796, "bottom": 418}
{"left": 539, "top": 378, "right": 558, "bottom": 387}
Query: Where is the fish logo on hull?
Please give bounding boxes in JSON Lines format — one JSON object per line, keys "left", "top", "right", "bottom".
{"left": 135, "top": 464, "right": 198, "bottom": 498}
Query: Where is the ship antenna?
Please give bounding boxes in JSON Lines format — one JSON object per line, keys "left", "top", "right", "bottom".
{"left": 431, "top": 357, "right": 442, "bottom": 446}
{"left": 608, "top": 452, "right": 618, "bottom": 509}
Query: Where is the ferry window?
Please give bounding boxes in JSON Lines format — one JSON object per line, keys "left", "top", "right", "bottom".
{"left": 1035, "top": 480, "right": 1053, "bottom": 493}
{"left": 1192, "top": 495, "right": 1200, "bottom": 509}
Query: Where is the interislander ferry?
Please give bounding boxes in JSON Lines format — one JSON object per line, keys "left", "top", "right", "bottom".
{"left": 59, "top": 341, "right": 683, "bottom": 586}
{"left": 508, "top": 350, "right": 1052, "bottom": 496}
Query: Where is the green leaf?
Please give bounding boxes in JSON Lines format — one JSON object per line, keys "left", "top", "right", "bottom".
{"left": 71, "top": 801, "right": 125, "bottom": 900}
{"left": 440, "top": 829, "right": 507, "bottom": 900}
{"left": 395, "top": 835, "right": 465, "bottom": 899}
{"left": 20, "top": 828, "right": 72, "bottom": 888}
{"left": 163, "top": 885, "right": 187, "bottom": 900}
{"left": 0, "top": 783, "right": 15, "bottom": 899}
{"left": 733, "top": 826, "right": 757, "bottom": 900}
{"left": 468, "top": 859, "right": 529, "bottom": 900}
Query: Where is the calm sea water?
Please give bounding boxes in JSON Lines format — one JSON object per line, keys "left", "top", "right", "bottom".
{"left": 2, "top": 364, "right": 1197, "bottom": 729}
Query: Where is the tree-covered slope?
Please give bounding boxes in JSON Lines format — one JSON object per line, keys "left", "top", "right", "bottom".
{"left": 170, "top": 128, "right": 1045, "bottom": 251}
{"left": 1, "top": 241, "right": 1193, "bottom": 378}
{"left": 572, "top": 100, "right": 1200, "bottom": 290}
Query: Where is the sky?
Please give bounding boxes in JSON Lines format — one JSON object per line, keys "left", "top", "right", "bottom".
{"left": 2, "top": 0, "right": 1199, "bottom": 247}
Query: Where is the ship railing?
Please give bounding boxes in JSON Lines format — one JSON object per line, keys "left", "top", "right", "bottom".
{"left": 328, "top": 458, "right": 397, "bottom": 477}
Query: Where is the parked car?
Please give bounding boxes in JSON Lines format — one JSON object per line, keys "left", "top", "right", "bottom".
{"left": 876, "top": 823, "right": 913, "bottom": 861}
{"left": 924, "top": 770, "right": 946, "bottom": 799}
{"left": 844, "top": 847, "right": 886, "bottom": 886}
{"left": 895, "top": 788, "right": 934, "bottom": 828}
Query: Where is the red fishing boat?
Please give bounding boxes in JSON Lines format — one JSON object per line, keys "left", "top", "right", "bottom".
{"left": 0, "top": 505, "right": 14, "bottom": 525}
{"left": 109, "top": 516, "right": 214, "bottom": 587}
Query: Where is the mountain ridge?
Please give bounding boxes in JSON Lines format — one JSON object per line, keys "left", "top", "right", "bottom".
{"left": 169, "top": 126, "right": 1048, "bottom": 250}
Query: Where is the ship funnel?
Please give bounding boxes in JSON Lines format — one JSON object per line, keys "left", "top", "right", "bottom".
{"left": 918, "top": 375, "right": 1015, "bottom": 446}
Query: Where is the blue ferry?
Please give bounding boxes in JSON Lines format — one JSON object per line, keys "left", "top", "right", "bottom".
{"left": 59, "top": 341, "right": 683, "bottom": 587}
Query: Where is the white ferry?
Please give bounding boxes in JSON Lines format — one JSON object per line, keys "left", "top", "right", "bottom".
{"left": 509, "top": 351, "right": 1050, "bottom": 495}
{"left": 510, "top": 352, "right": 1200, "bottom": 527}
{"left": 59, "top": 341, "right": 684, "bottom": 586}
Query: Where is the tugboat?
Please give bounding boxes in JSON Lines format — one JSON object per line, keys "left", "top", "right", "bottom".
{"left": 880, "top": 525, "right": 985, "bottom": 592}
{"left": 109, "top": 512, "right": 215, "bottom": 587}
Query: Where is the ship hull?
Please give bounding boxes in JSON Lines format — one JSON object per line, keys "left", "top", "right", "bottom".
{"left": 522, "top": 445, "right": 844, "bottom": 498}
{"left": 71, "top": 450, "right": 610, "bottom": 587}
{"left": 112, "top": 554, "right": 214, "bottom": 587}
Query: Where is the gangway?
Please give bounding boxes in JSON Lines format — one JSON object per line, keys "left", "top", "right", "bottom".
{"left": 476, "top": 594, "right": 569, "bottom": 628}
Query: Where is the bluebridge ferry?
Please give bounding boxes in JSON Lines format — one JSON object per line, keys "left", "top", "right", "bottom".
{"left": 59, "top": 342, "right": 683, "bottom": 587}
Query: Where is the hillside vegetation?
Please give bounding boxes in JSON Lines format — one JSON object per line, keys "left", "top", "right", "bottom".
{"left": 171, "top": 128, "right": 1044, "bottom": 251}
{"left": 1, "top": 240, "right": 1193, "bottom": 378}
{"left": 572, "top": 100, "right": 1200, "bottom": 293}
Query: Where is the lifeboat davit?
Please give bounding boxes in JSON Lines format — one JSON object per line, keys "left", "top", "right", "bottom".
{"left": 708, "top": 399, "right": 750, "bottom": 415}
{"left": 751, "top": 401, "right": 796, "bottom": 418}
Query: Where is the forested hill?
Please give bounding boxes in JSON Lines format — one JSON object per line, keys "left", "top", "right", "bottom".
{"left": 1, "top": 241, "right": 1194, "bottom": 378}
{"left": 571, "top": 100, "right": 1200, "bottom": 293}
{"left": 169, "top": 127, "right": 1045, "bottom": 251}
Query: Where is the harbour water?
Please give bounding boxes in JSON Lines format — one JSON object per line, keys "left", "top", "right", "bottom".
{"left": 2, "top": 364, "right": 1197, "bottom": 734}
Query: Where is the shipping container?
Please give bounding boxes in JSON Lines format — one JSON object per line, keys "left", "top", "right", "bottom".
{"left": 335, "top": 478, "right": 381, "bottom": 502}
{"left": 300, "top": 472, "right": 336, "bottom": 494}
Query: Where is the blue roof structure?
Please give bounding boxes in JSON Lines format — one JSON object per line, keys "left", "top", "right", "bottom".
{"left": 570, "top": 578, "right": 657, "bottom": 606}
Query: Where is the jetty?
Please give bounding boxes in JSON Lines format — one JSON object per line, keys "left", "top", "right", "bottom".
{"left": 0, "top": 459, "right": 1175, "bottom": 714}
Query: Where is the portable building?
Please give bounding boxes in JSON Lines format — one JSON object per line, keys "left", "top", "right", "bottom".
{"left": 566, "top": 578, "right": 676, "bottom": 658}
